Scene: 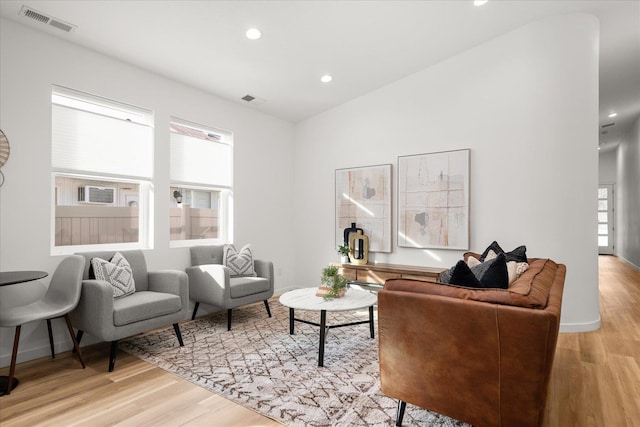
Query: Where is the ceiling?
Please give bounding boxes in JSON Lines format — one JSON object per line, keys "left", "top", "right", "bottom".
{"left": 1, "top": 0, "right": 639, "bottom": 150}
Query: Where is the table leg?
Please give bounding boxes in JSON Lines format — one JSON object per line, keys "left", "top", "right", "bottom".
{"left": 289, "top": 308, "right": 295, "bottom": 334}
{"left": 318, "top": 310, "right": 327, "bottom": 367}
{"left": 369, "top": 305, "right": 375, "bottom": 339}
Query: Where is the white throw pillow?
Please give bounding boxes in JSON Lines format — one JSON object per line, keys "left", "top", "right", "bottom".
{"left": 223, "top": 244, "right": 257, "bottom": 277}
{"left": 507, "top": 261, "right": 530, "bottom": 286}
{"left": 466, "top": 256, "right": 482, "bottom": 268}
{"left": 91, "top": 252, "right": 136, "bottom": 298}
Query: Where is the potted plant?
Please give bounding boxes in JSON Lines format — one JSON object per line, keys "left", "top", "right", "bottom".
{"left": 316, "top": 265, "right": 348, "bottom": 300}
{"left": 337, "top": 244, "right": 350, "bottom": 263}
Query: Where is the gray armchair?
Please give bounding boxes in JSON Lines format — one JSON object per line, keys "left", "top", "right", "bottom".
{"left": 70, "top": 250, "right": 189, "bottom": 371}
{"left": 187, "top": 245, "right": 274, "bottom": 330}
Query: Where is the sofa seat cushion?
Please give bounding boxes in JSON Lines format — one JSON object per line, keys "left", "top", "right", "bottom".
{"left": 385, "top": 258, "right": 559, "bottom": 309}
{"left": 229, "top": 277, "right": 270, "bottom": 298}
{"left": 113, "top": 291, "right": 181, "bottom": 326}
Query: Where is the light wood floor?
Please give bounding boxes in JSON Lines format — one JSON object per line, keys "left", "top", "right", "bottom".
{"left": 1, "top": 255, "right": 638, "bottom": 426}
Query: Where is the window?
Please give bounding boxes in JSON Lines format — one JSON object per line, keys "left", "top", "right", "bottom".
{"left": 169, "top": 119, "right": 232, "bottom": 245}
{"left": 51, "top": 86, "right": 153, "bottom": 253}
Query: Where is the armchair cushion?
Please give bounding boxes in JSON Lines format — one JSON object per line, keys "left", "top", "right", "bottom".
{"left": 113, "top": 291, "right": 182, "bottom": 326}
{"left": 229, "top": 277, "right": 271, "bottom": 298}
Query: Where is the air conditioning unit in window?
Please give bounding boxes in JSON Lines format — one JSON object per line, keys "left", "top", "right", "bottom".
{"left": 78, "top": 186, "right": 116, "bottom": 204}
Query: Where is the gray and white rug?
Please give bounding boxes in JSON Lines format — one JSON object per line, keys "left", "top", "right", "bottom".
{"left": 121, "top": 299, "right": 468, "bottom": 427}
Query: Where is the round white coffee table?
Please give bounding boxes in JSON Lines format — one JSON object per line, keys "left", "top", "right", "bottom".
{"left": 279, "top": 287, "right": 377, "bottom": 367}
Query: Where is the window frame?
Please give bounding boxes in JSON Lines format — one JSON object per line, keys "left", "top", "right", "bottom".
{"left": 168, "top": 117, "right": 233, "bottom": 248}
{"left": 50, "top": 86, "right": 154, "bottom": 255}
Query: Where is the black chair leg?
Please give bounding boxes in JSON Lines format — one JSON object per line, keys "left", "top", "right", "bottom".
{"left": 46, "top": 319, "right": 55, "bottom": 359}
{"left": 191, "top": 302, "right": 200, "bottom": 320}
{"left": 73, "top": 330, "right": 84, "bottom": 353}
{"left": 173, "top": 323, "right": 184, "bottom": 347}
{"left": 5, "top": 325, "right": 21, "bottom": 395}
{"left": 108, "top": 341, "right": 119, "bottom": 372}
{"left": 227, "top": 309, "right": 233, "bottom": 331}
{"left": 396, "top": 400, "right": 407, "bottom": 426}
{"left": 63, "top": 315, "right": 85, "bottom": 368}
{"left": 264, "top": 300, "right": 272, "bottom": 318}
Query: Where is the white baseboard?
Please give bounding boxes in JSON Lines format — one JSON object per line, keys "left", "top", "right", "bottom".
{"left": 0, "top": 333, "right": 101, "bottom": 369}
{"left": 618, "top": 255, "right": 640, "bottom": 271}
{"left": 559, "top": 317, "right": 601, "bottom": 333}
{"left": 0, "top": 342, "right": 72, "bottom": 368}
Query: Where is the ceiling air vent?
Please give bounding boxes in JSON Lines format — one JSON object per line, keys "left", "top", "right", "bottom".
{"left": 19, "top": 5, "right": 76, "bottom": 33}
{"left": 240, "top": 94, "right": 266, "bottom": 105}
{"left": 601, "top": 122, "right": 615, "bottom": 128}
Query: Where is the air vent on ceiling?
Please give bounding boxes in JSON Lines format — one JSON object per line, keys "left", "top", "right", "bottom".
{"left": 601, "top": 122, "right": 616, "bottom": 128}
{"left": 19, "top": 5, "right": 76, "bottom": 33}
{"left": 240, "top": 94, "right": 266, "bottom": 105}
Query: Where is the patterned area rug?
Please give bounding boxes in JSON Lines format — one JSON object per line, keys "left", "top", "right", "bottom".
{"left": 121, "top": 299, "right": 469, "bottom": 427}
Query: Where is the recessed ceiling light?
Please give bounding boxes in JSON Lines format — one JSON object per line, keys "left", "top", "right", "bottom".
{"left": 246, "top": 28, "right": 262, "bottom": 40}
{"left": 474, "top": 0, "right": 489, "bottom": 6}
{"left": 320, "top": 75, "right": 333, "bottom": 83}
{"left": 608, "top": 112, "right": 617, "bottom": 118}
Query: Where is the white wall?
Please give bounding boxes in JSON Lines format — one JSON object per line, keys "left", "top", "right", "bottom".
{"left": 616, "top": 115, "right": 640, "bottom": 268}
{"left": 293, "top": 14, "right": 601, "bottom": 332}
{"left": 0, "top": 18, "right": 296, "bottom": 366}
{"left": 599, "top": 148, "right": 617, "bottom": 185}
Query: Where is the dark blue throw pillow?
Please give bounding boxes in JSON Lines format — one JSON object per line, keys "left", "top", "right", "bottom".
{"left": 446, "top": 253, "right": 509, "bottom": 289}
{"left": 474, "top": 253, "right": 509, "bottom": 289}
{"left": 480, "top": 241, "right": 504, "bottom": 262}
{"left": 448, "top": 260, "right": 481, "bottom": 287}
{"left": 505, "top": 245, "right": 528, "bottom": 263}
{"left": 480, "top": 241, "right": 528, "bottom": 263}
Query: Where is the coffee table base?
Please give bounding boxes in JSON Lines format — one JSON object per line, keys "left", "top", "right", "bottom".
{"left": 288, "top": 306, "right": 374, "bottom": 367}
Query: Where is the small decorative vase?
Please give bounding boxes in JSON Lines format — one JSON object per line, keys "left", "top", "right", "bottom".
{"left": 348, "top": 230, "right": 369, "bottom": 265}
{"left": 341, "top": 255, "right": 350, "bottom": 264}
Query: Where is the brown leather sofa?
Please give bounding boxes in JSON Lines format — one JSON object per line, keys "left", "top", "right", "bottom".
{"left": 378, "top": 254, "right": 566, "bottom": 427}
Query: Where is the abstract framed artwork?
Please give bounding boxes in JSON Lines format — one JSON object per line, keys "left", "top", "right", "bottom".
{"left": 335, "top": 164, "right": 392, "bottom": 253}
{"left": 397, "top": 149, "right": 470, "bottom": 250}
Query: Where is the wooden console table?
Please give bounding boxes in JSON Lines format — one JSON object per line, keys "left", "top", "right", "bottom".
{"left": 336, "top": 263, "right": 447, "bottom": 289}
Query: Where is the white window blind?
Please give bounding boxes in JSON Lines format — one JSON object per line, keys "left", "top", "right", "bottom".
{"left": 52, "top": 88, "right": 153, "bottom": 179}
{"left": 170, "top": 122, "right": 232, "bottom": 187}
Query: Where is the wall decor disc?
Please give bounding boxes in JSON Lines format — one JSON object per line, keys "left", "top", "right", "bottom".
{"left": 0, "top": 129, "right": 10, "bottom": 167}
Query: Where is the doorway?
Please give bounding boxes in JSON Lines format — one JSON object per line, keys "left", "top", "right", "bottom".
{"left": 598, "top": 185, "right": 614, "bottom": 255}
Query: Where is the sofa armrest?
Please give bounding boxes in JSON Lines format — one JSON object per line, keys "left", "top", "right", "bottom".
{"left": 148, "top": 270, "right": 189, "bottom": 316}
{"left": 69, "top": 279, "right": 115, "bottom": 339}
{"left": 186, "top": 264, "right": 230, "bottom": 303}
{"left": 254, "top": 260, "right": 274, "bottom": 290}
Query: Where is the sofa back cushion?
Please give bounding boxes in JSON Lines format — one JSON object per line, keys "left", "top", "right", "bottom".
{"left": 76, "top": 249, "right": 149, "bottom": 291}
{"left": 190, "top": 245, "right": 225, "bottom": 266}
{"left": 385, "top": 258, "right": 562, "bottom": 309}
